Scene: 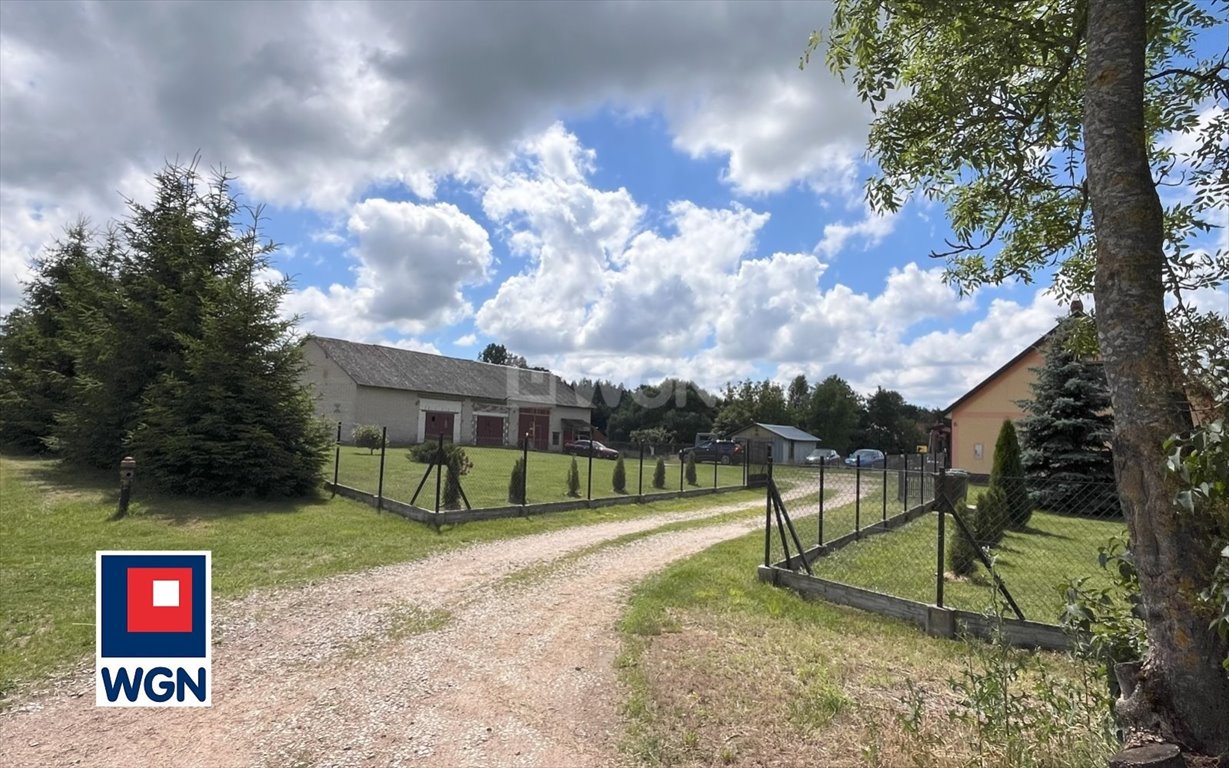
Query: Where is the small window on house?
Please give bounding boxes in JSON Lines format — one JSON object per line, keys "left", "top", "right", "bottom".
{"left": 974, "top": 443, "right": 984, "bottom": 460}
{"left": 552, "top": 431, "right": 560, "bottom": 446}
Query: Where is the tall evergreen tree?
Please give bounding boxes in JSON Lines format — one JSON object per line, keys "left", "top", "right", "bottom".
{"left": 1019, "top": 319, "right": 1118, "bottom": 516}
{"left": 0, "top": 222, "right": 110, "bottom": 452}
{"left": 4, "top": 159, "right": 329, "bottom": 494}
{"left": 131, "top": 200, "right": 330, "bottom": 495}
{"left": 989, "top": 419, "right": 1030, "bottom": 529}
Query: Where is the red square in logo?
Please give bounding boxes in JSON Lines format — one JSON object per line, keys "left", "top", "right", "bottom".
{"left": 126, "top": 568, "right": 193, "bottom": 633}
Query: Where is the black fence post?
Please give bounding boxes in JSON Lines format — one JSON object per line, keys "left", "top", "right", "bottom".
{"left": 638, "top": 442, "right": 644, "bottom": 498}
{"left": 743, "top": 440, "right": 748, "bottom": 486}
{"left": 882, "top": 460, "right": 888, "bottom": 526}
{"left": 818, "top": 459, "right": 825, "bottom": 546}
{"left": 903, "top": 455, "right": 909, "bottom": 513}
{"left": 587, "top": 438, "right": 593, "bottom": 500}
{"left": 332, "top": 421, "right": 341, "bottom": 497}
{"left": 936, "top": 467, "right": 947, "bottom": 608}
{"left": 434, "top": 433, "right": 444, "bottom": 514}
{"left": 521, "top": 433, "right": 529, "bottom": 508}
{"left": 763, "top": 459, "right": 774, "bottom": 566}
{"left": 713, "top": 454, "right": 718, "bottom": 489}
{"left": 679, "top": 452, "right": 684, "bottom": 492}
{"left": 855, "top": 455, "right": 862, "bottom": 537}
{"left": 376, "top": 426, "right": 387, "bottom": 514}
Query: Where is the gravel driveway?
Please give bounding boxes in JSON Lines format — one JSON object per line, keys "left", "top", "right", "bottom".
{"left": 1, "top": 485, "right": 841, "bottom": 768}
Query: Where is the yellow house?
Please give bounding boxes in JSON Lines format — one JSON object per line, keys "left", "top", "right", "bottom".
{"left": 944, "top": 329, "right": 1054, "bottom": 478}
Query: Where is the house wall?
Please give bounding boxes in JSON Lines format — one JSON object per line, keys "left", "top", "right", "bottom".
{"left": 950, "top": 348, "right": 1042, "bottom": 474}
{"left": 302, "top": 339, "right": 360, "bottom": 440}
{"left": 549, "top": 405, "right": 592, "bottom": 452}
{"left": 354, "top": 386, "right": 422, "bottom": 444}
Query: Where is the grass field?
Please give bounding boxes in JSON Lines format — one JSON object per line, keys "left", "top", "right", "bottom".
{"left": 0, "top": 453, "right": 761, "bottom": 703}
{"left": 333, "top": 444, "right": 748, "bottom": 508}
{"left": 801, "top": 507, "right": 1126, "bottom": 623}
{"left": 619, "top": 512, "right": 1117, "bottom": 767}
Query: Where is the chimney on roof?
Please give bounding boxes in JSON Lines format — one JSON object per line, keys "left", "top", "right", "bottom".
{"left": 1070, "top": 299, "right": 1084, "bottom": 316}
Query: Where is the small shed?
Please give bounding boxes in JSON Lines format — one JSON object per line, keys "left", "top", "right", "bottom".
{"left": 731, "top": 423, "right": 821, "bottom": 465}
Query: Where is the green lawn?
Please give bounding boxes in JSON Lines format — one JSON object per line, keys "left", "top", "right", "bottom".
{"left": 333, "top": 444, "right": 748, "bottom": 508}
{"left": 806, "top": 509, "right": 1127, "bottom": 622}
{"left": 0, "top": 453, "right": 760, "bottom": 703}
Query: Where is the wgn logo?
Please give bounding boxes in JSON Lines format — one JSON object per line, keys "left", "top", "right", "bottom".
{"left": 96, "top": 551, "right": 212, "bottom": 707}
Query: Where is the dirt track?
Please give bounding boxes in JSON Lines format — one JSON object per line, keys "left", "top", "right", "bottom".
{"left": 0, "top": 487, "right": 837, "bottom": 768}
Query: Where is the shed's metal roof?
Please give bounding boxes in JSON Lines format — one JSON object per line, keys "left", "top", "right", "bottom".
{"left": 308, "top": 336, "right": 589, "bottom": 408}
{"left": 752, "top": 423, "right": 821, "bottom": 442}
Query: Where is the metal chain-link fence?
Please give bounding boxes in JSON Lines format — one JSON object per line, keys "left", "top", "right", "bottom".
{"left": 766, "top": 466, "right": 1127, "bottom": 625}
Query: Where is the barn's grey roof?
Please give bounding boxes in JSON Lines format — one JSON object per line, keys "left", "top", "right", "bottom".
{"left": 308, "top": 337, "right": 589, "bottom": 408}
{"left": 749, "top": 424, "right": 821, "bottom": 442}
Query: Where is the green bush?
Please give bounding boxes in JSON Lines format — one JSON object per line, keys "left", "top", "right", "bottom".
{"left": 613, "top": 455, "right": 627, "bottom": 493}
{"left": 948, "top": 506, "right": 979, "bottom": 577}
{"left": 508, "top": 457, "right": 526, "bottom": 504}
{"left": 685, "top": 451, "right": 697, "bottom": 486}
{"left": 990, "top": 420, "right": 1031, "bottom": 529}
{"left": 976, "top": 486, "right": 1010, "bottom": 547}
{"left": 566, "top": 457, "right": 581, "bottom": 498}
{"left": 408, "top": 442, "right": 472, "bottom": 475}
{"left": 652, "top": 457, "right": 667, "bottom": 490}
{"left": 442, "top": 453, "right": 464, "bottom": 510}
{"left": 352, "top": 424, "right": 383, "bottom": 454}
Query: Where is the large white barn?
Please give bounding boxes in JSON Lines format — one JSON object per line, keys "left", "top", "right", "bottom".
{"left": 301, "top": 336, "right": 593, "bottom": 450}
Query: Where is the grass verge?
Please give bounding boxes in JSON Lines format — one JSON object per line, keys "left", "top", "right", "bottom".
{"left": 618, "top": 520, "right": 1116, "bottom": 767}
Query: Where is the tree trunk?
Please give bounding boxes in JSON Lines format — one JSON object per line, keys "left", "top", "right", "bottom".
{"left": 1084, "top": 0, "right": 1229, "bottom": 755}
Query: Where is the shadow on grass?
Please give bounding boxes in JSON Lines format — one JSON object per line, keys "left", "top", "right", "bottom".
{"left": 11, "top": 450, "right": 331, "bottom": 525}
{"left": 1017, "top": 524, "right": 1073, "bottom": 539}
{"left": 20, "top": 456, "right": 116, "bottom": 498}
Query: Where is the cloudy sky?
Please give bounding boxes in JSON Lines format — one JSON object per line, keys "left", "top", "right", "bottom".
{"left": 1, "top": 1, "right": 1224, "bottom": 408}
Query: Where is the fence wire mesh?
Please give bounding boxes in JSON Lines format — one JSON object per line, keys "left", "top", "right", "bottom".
{"left": 328, "top": 428, "right": 751, "bottom": 513}
{"left": 766, "top": 467, "right": 1128, "bottom": 626}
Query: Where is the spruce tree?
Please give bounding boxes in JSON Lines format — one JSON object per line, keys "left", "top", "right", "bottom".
{"left": 612, "top": 455, "right": 627, "bottom": 494}
{"left": 442, "top": 453, "right": 463, "bottom": 510}
{"left": 989, "top": 419, "right": 1031, "bottom": 529}
{"left": 1, "top": 159, "right": 333, "bottom": 493}
{"left": 947, "top": 508, "right": 978, "bottom": 577}
{"left": 508, "top": 458, "right": 526, "bottom": 504}
{"left": 685, "top": 451, "right": 697, "bottom": 486}
{"left": 1019, "top": 318, "right": 1119, "bottom": 516}
{"left": 652, "top": 457, "right": 666, "bottom": 490}
{"left": 0, "top": 223, "right": 117, "bottom": 455}
{"left": 566, "top": 457, "right": 580, "bottom": 498}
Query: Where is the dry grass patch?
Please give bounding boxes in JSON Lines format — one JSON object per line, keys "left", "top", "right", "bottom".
{"left": 627, "top": 610, "right": 980, "bottom": 768}
{"left": 619, "top": 529, "right": 1116, "bottom": 768}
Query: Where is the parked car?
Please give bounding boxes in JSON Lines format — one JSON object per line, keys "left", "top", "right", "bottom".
{"left": 680, "top": 440, "right": 744, "bottom": 465}
{"left": 563, "top": 439, "right": 619, "bottom": 459}
{"left": 803, "top": 448, "right": 841, "bottom": 466}
{"left": 845, "top": 448, "right": 886, "bottom": 468}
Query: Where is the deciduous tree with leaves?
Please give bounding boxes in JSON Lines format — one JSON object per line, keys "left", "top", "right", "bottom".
{"left": 808, "top": 0, "right": 1229, "bottom": 754}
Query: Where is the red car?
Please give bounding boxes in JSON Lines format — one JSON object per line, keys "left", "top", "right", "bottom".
{"left": 563, "top": 439, "right": 619, "bottom": 459}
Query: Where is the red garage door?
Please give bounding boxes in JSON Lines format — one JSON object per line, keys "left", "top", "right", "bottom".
{"left": 517, "top": 410, "right": 549, "bottom": 451}
{"left": 475, "top": 415, "right": 504, "bottom": 446}
{"left": 425, "top": 411, "right": 455, "bottom": 441}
